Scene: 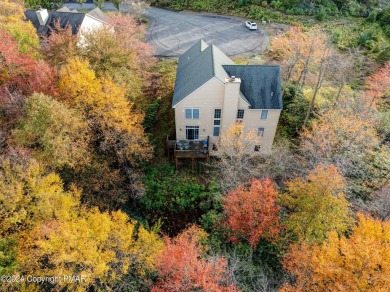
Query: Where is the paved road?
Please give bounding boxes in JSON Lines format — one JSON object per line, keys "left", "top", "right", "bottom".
{"left": 146, "top": 7, "right": 268, "bottom": 57}
{"left": 64, "top": 3, "right": 268, "bottom": 57}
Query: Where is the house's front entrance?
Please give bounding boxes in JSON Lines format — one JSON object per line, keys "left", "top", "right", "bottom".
{"left": 186, "top": 126, "right": 199, "bottom": 140}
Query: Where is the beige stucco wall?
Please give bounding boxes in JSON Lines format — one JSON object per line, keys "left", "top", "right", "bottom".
{"left": 78, "top": 15, "right": 105, "bottom": 45}
{"left": 80, "top": 15, "right": 105, "bottom": 32}
{"left": 241, "top": 109, "right": 281, "bottom": 153}
{"left": 222, "top": 79, "right": 241, "bottom": 133}
{"left": 174, "top": 77, "right": 225, "bottom": 146}
{"left": 174, "top": 77, "right": 281, "bottom": 154}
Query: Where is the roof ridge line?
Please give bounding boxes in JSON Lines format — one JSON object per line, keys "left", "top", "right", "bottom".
{"left": 210, "top": 44, "right": 215, "bottom": 77}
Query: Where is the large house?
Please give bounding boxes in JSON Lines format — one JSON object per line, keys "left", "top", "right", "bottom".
{"left": 24, "top": 7, "right": 107, "bottom": 38}
{"left": 172, "top": 40, "right": 282, "bottom": 154}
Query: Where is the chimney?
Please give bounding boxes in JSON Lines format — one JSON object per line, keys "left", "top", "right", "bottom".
{"left": 36, "top": 9, "right": 49, "bottom": 26}
{"left": 222, "top": 76, "right": 241, "bottom": 131}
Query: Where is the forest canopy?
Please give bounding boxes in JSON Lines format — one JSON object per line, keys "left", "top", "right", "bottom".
{"left": 1, "top": 0, "right": 389, "bottom": 291}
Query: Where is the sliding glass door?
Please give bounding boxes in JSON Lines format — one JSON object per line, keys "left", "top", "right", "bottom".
{"left": 186, "top": 126, "right": 199, "bottom": 140}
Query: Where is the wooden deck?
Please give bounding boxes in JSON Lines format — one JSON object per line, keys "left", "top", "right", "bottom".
{"left": 166, "top": 136, "right": 210, "bottom": 170}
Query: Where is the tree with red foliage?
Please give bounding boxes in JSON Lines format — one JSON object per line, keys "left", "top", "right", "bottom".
{"left": 0, "top": 30, "right": 57, "bottom": 98}
{"left": 221, "top": 179, "right": 282, "bottom": 250}
{"left": 366, "top": 62, "right": 390, "bottom": 108}
{"left": 27, "top": 60, "right": 58, "bottom": 97}
{"left": 152, "top": 226, "right": 239, "bottom": 292}
{"left": 0, "top": 29, "right": 35, "bottom": 96}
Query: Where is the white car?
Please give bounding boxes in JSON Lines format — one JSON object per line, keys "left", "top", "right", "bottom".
{"left": 245, "top": 21, "right": 258, "bottom": 30}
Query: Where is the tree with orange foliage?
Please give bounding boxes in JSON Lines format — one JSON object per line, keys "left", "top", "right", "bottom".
{"left": 221, "top": 179, "right": 282, "bottom": 250}
{"left": 300, "top": 106, "right": 385, "bottom": 197}
{"left": 300, "top": 107, "right": 379, "bottom": 169}
{"left": 270, "top": 26, "right": 330, "bottom": 87}
{"left": 152, "top": 226, "right": 239, "bottom": 292}
{"left": 270, "top": 26, "right": 339, "bottom": 127}
{"left": 282, "top": 213, "right": 390, "bottom": 292}
{"left": 365, "top": 62, "right": 390, "bottom": 108}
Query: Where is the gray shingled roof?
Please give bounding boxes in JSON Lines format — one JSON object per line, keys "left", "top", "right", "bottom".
{"left": 87, "top": 7, "right": 108, "bottom": 23}
{"left": 223, "top": 65, "right": 282, "bottom": 109}
{"left": 173, "top": 40, "right": 233, "bottom": 107}
{"left": 173, "top": 40, "right": 282, "bottom": 110}
{"left": 56, "top": 7, "right": 72, "bottom": 12}
{"left": 25, "top": 10, "right": 86, "bottom": 36}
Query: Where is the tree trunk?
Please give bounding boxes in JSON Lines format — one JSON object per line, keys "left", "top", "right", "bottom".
{"left": 286, "top": 58, "right": 299, "bottom": 82}
{"left": 303, "top": 56, "right": 328, "bottom": 128}
{"left": 298, "top": 43, "right": 315, "bottom": 87}
{"left": 335, "top": 82, "right": 344, "bottom": 104}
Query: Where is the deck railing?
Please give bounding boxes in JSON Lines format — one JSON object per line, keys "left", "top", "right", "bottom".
{"left": 166, "top": 136, "right": 210, "bottom": 169}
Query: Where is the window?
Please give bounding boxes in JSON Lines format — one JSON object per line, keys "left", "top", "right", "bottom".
{"left": 237, "top": 109, "right": 245, "bottom": 119}
{"left": 213, "top": 109, "right": 221, "bottom": 137}
{"left": 213, "top": 127, "right": 220, "bottom": 137}
{"left": 260, "top": 110, "right": 268, "bottom": 120}
{"left": 185, "top": 108, "right": 200, "bottom": 119}
{"left": 186, "top": 126, "right": 199, "bottom": 140}
{"left": 214, "top": 109, "right": 221, "bottom": 119}
{"left": 258, "top": 127, "right": 265, "bottom": 137}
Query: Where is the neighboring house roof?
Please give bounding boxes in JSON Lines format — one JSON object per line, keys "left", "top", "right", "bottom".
{"left": 223, "top": 65, "right": 282, "bottom": 109}
{"left": 56, "top": 7, "right": 73, "bottom": 12}
{"left": 25, "top": 10, "right": 86, "bottom": 36}
{"left": 87, "top": 7, "right": 108, "bottom": 23}
{"left": 172, "top": 40, "right": 282, "bottom": 110}
{"left": 24, "top": 7, "right": 107, "bottom": 37}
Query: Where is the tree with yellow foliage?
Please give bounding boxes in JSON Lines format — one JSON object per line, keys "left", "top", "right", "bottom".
{"left": 282, "top": 213, "right": 390, "bottom": 291}
{"left": 81, "top": 13, "right": 155, "bottom": 102}
{"left": 280, "top": 164, "right": 353, "bottom": 244}
{"left": 19, "top": 210, "right": 163, "bottom": 291}
{"left": 58, "top": 57, "right": 152, "bottom": 165}
{"left": 0, "top": 153, "right": 81, "bottom": 237}
{"left": 0, "top": 153, "right": 163, "bottom": 291}
{"left": 0, "top": 0, "right": 39, "bottom": 54}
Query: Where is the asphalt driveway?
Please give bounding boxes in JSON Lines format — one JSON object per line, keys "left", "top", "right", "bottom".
{"left": 145, "top": 7, "right": 268, "bottom": 57}
{"left": 64, "top": 3, "right": 268, "bottom": 57}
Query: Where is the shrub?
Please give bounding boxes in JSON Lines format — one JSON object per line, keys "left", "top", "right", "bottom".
{"left": 315, "top": 8, "right": 326, "bottom": 21}
{"left": 247, "top": 5, "right": 266, "bottom": 19}
{"left": 138, "top": 164, "right": 219, "bottom": 235}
